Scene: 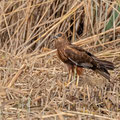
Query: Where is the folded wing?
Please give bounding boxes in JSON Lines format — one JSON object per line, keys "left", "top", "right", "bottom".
{"left": 64, "top": 45, "right": 114, "bottom": 80}
{"left": 64, "top": 45, "right": 97, "bottom": 69}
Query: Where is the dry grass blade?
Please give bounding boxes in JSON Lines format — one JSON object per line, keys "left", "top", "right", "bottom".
{"left": 16, "top": 1, "right": 84, "bottom": 56}
{"left": 64, "top": 110, "right": 118, "bottom": 120}
{"left": 7, "top": 64, "right": 26, "bottom": 88}
{"left": 0, "top": 0, "right": 119, "bottom": 120}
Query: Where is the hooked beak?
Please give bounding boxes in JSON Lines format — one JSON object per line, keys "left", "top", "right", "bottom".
{"left": 53, "top": 35, "right": 58, "bottom": 39}
{"left": 53, "top": 33, "right": 62, "bottom": 39}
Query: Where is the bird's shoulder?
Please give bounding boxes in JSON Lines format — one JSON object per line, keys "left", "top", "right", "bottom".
{"left": 65, "top": 44, "right": 93, "bottom": 57}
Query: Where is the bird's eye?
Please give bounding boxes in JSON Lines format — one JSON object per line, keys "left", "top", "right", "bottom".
{"left": 57, "top": 33, "right": 62, "bottom": 37}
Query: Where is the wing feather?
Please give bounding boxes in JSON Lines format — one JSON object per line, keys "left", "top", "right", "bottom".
{"left": 64, "top": 45, "right": 96, "bottom": 69}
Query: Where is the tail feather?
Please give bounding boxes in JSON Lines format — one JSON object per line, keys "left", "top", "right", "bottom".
{"left": 95, "top": 69, "right": 110, "bottom": 80}
{"left": 97, "top": 60, "right": 114, "bottom": 70}
{"left": 95, "top": 59, "right": 114, "bottom": 80}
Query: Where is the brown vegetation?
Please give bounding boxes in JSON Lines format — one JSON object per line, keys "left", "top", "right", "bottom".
{"left": 0, "top": 0, "right": 120, "bottom": 119}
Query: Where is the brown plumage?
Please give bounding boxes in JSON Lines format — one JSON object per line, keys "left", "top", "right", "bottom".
{"left": 54, "top": 32, "right": 114, "bottom": 84}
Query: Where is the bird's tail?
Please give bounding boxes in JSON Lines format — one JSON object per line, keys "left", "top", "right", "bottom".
{"left": 95, "top": 60, "right": 114, "bottom": 80}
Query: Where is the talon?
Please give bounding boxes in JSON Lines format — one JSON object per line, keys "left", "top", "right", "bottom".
{"left": 64, "top": 82, "right": 70, "bottom": 87}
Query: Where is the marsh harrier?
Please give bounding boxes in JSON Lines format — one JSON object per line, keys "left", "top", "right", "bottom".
{"left": 54, "top": 32, "right": 114, "bottom": 85}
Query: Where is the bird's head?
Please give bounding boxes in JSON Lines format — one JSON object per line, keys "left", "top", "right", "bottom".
{"left": 53, "top": 32, "right": 70, "bottom": 49}
{"left": 53, "top": 32, "right": 63, "bottom": 39}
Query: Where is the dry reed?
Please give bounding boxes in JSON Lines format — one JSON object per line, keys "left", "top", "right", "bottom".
{"left": 0, "top": 0, "right": 120, "bottom": 119}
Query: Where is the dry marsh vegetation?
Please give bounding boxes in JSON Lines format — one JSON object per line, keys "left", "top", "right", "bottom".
{"left": 0, "top": 0, "right": 120, "bottom": 119}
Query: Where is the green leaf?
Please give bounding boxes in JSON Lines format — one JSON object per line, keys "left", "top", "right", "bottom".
{"left": 105, "top": 5, "right": 120, "bottom": 31}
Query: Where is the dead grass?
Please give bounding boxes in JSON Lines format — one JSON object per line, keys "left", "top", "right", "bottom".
{"left": 0, "top": 0, "right": 120, "bottom": 119}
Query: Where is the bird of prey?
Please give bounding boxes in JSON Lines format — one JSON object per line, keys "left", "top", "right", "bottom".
{"left": 54, "top": 32, "right": 114, "bottom": 86}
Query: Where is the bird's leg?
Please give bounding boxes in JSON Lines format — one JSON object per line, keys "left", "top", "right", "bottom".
{"left": 64, "top": 70, "right": 72, "bottom": 86}
{"left": 73, "top": 67, "right": 77, "bottom": 81}
{"left": 76, "top": 74, "right": 79, "bottom": 86}
{"left": 74, "top": 66, "right": 79, "bottom": 86}
{"left": 76, "top": 67, "right": 83, "bottom": 86}
{"left": 64, "top": 65, "right": 73, "bottom": 86}
{"left": 68, "top": 69, "right": 72, "bottom": 84}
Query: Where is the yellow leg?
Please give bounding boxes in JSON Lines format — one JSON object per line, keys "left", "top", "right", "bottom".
{"left": 68, "top": 71, "right": 72, "bottom": 84}
{"left": 76, "top": 75, "right": 79, "bottom": 86}
{"left": 73, "top": 67, "right": 79, "bottom": 86}
{"left": 65, "top": 70, "right": 72, "bottom": 86}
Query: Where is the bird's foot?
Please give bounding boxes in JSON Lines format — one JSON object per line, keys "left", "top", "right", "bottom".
{"left": 64, "top": 81, "right": 71, "bottom": 87}
{"left": 64, "top": 73, "right": 72, "bottom": 87}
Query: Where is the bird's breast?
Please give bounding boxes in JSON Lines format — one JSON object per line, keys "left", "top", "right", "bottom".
{"left": 57, "top": 49, "right": 68, "bottom": 63}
